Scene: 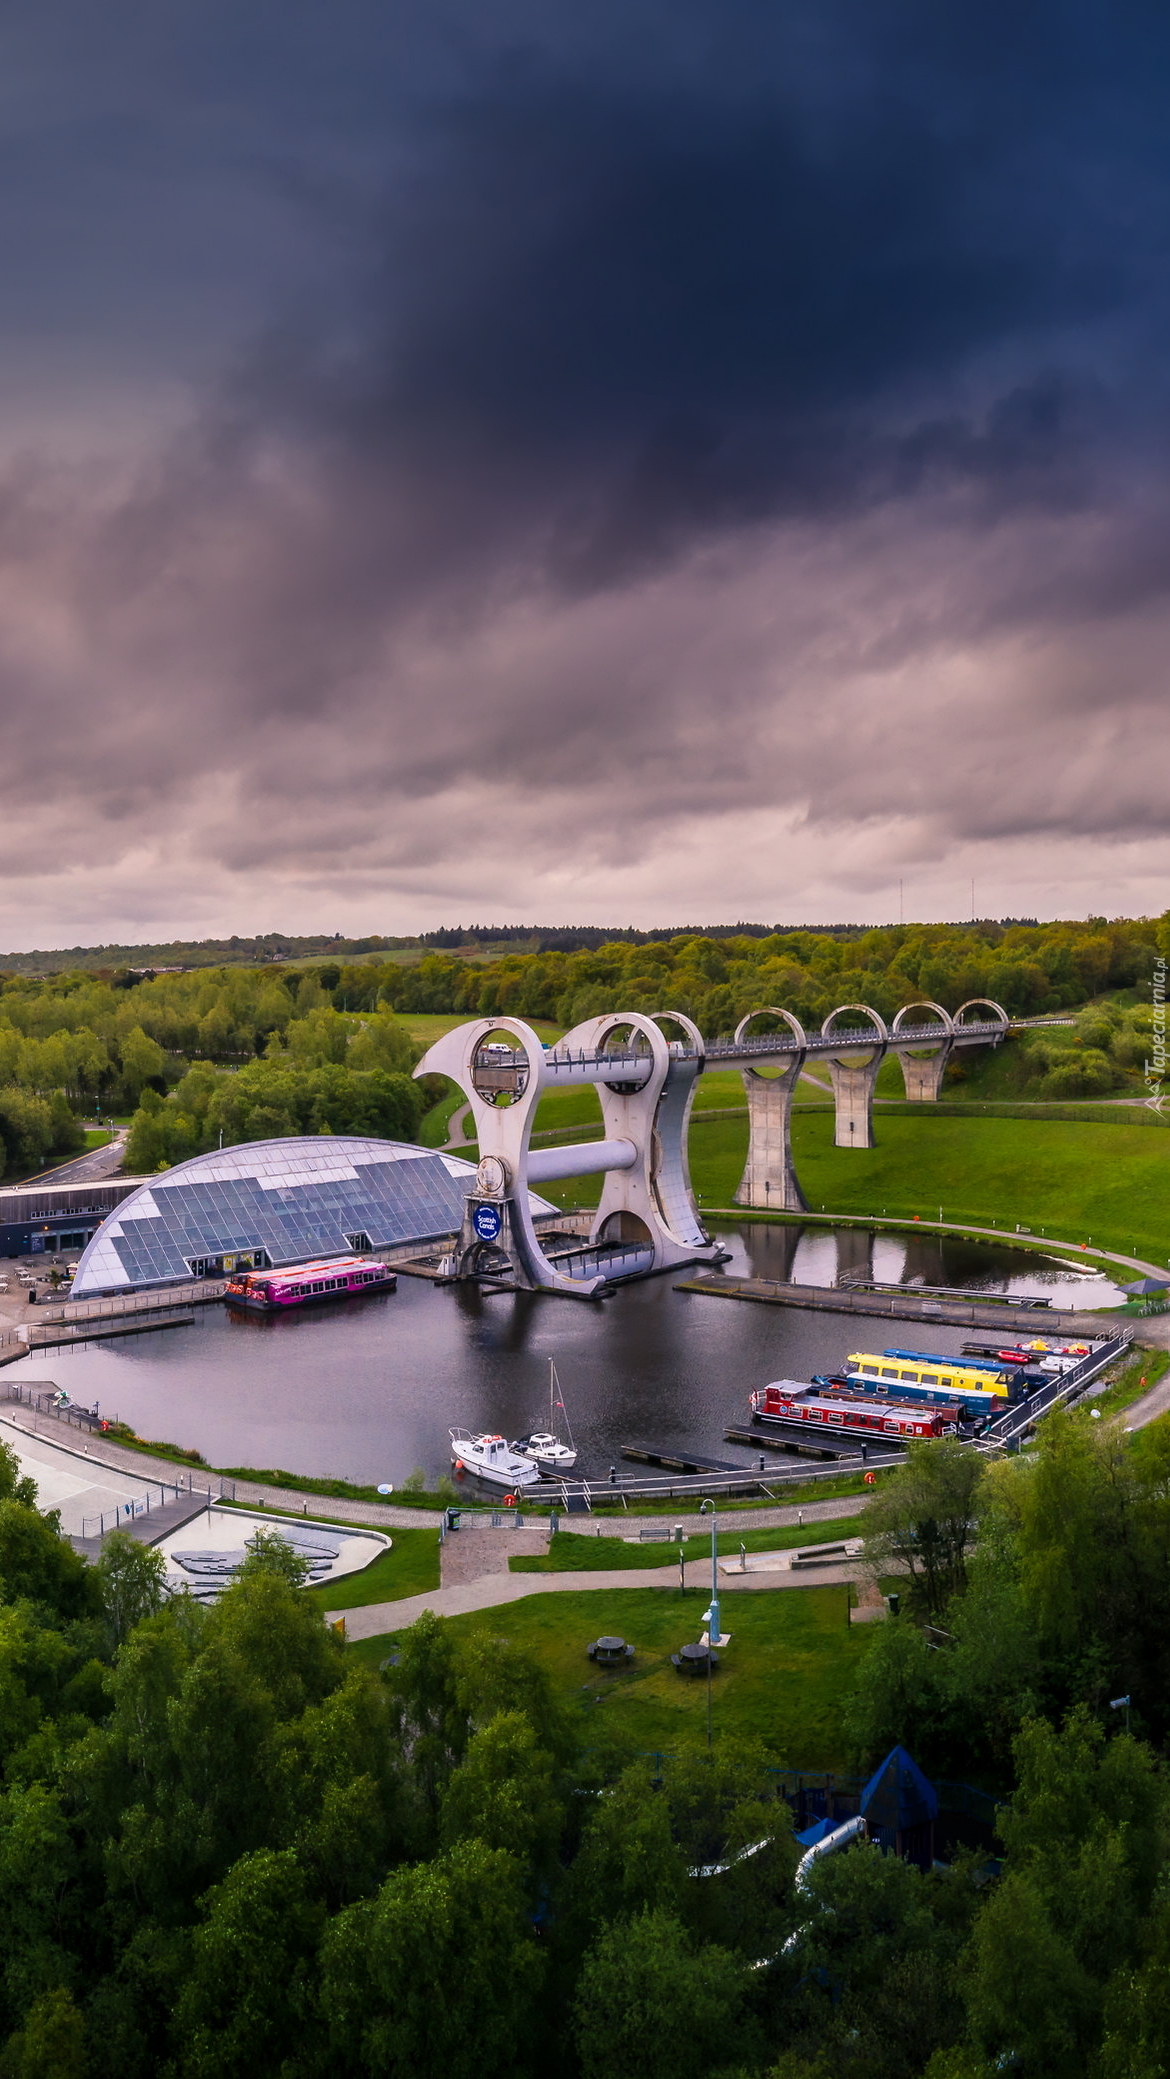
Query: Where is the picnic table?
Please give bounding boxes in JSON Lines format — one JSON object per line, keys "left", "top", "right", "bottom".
{"left": 587, "top": 1635, "right": 634, "bottom": 1666}
{"left": 672, "top": 1642, "right": 720, "bottom": 1676}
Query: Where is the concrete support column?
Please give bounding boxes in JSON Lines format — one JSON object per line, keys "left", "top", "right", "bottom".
{"left": 731, "top": 1008, "right": 809, "bottom": 1211}
{"left": 822, "top": 1005, "right": 889, "bottom": 1150}
{"left": 891, "top": 1001, "right": 954, "bottom": 1102}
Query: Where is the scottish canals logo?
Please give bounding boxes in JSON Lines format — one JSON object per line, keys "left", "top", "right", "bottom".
{"left": 472, "top": 1203, "right": 503, "bottom": 1243}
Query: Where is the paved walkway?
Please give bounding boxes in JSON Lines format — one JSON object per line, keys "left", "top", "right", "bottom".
{"left": 334, "top": 1551, "right": 863, "bottom": 1640}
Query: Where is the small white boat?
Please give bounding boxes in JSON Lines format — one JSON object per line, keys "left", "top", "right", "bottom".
{"left": 449, "top": 1429, "right": 543, "bottom": 1490}
{"left": 513, "top": 1362, "right": 578, "bottom": 1472}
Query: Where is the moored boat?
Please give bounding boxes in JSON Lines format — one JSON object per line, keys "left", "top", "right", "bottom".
{"left": 513, "top": 1362, "right": 578, "bottom": 1472}
{"left": 449, "top": 1429, "right": 543, "bottom": 1489}
{"left": 225, "top": 1256, "right": 395, "bottom": 1310}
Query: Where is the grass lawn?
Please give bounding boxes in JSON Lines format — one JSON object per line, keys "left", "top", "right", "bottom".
{"left": 401, "top": 1013, "right": 562, "bottom": 1048}
{"left": 509, "top": 1515, "right": 870, "bottom": 1573}
{"left": 306, "top": 1526, "right": 440, "bottom": 1610}
{"left": 1091, "top": 1347, "right": 1170, "bottom": 1421}
{"left": 418, "top": 1087, "right": 468, "bottom": 1147}
{"left": 349, "top": 1584, "right": 867, "bottom": 1764}
{"left": 82, "top": 1129, "right": 112, "bottom": 1150}
{"left": 532, "top": 1084, "right": 606, "bottom": 1135}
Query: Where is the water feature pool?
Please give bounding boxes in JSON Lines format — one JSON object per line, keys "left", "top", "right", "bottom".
{"left": 4, "top": 1223, "right": 1122, "bottom": 1489}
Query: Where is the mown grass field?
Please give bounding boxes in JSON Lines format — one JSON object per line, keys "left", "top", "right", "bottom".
{"left": 349, "top": 1584, "right": 868, "bottom": 1763}
{"left": 306, "top": 1526, "right": 440, "bottom": 1611}
{"left": 508, "top": 1516, "right": 870, "bottom": 1573}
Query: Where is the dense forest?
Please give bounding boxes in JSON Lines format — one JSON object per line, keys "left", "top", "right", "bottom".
{"left": 0, "top": 915, "right": 1166, "bottom": 1178}
{"left": 3, "top": 1409, "right": 1170, "bottom": 2077}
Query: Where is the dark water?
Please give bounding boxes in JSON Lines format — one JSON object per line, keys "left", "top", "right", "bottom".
{"left": 7, "top": 1225, "right": 1121, "bottom": 1488}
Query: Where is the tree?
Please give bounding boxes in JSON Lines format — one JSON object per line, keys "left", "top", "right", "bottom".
{"left": 784, "top": 1846, "right": 976, "bottom": 2079}
{"left": 321, "top": 1841, "right": 539, "bottom": 2079}
{"left": 440, "top": 1710, "right": 563, "bottom": 1877}
{"left": 962, "top": 1713, "right": 1170, "bottom": 2076}
{"left": 0, "top": 1988, "right": 86, "bottom": 2079}
{"left": 94, "top": 1534, "right": 167, "bottom": 1651}
{"left": 573, "top": 1909, "right": 746, "bottom": 2079}
{"left": 176, "top": 1849, "right": 323, "bottom": 2078}
{"left": 567, "top": 1762, "right": 686, "bottom": 1942}
{"left": 864, "top": 1438, "right": 985, "bottom": 1616}
{"left": 118, "top": 1027, "right": 167, "bottom": 1103}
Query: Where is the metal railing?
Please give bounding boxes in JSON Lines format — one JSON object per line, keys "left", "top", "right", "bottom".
{"left": 38, "top": 1279, "right": 226, "bottom": 1324}
{"left": 981, "top": 1335, "right": 1130, "bottom": 1449}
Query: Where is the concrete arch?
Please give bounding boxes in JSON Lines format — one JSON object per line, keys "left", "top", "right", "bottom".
{"left": 820, "top": 1004, "right": 888, "bottom": 1148}
{"left": 731, "top": 1007, "right": 809, "bottom": 1212}
{"left": 891, "top": 1000, "right": 954, "bottom": 1038}
{"left": 954, "top": 998, "right": 1009, "bottom": 1030}
{"left": 821, "top": 1003, "right": 890, "bottom": 1050}
{"left": 734, "top": 1005, "right": 809, "bottom": 1079}
{"left": 891, "top": 1000, "right": 954, "bottom": 1102}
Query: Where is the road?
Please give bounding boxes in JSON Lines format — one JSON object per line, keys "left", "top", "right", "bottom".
{"left": 19, "top": 1130, "right": 129, "bottom": 1187}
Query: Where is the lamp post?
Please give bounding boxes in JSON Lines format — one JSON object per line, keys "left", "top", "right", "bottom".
{"left": 699, "top": 1498, "right": 722, "bottom": 1752}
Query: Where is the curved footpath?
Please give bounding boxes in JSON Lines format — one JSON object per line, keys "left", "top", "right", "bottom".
{"left": 0, "top": 1404, "right": 871, "bottom": 1537}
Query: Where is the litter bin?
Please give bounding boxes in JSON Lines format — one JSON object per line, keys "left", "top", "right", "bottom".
{"left": 886, "top": 1592, "right": 900, "bottom": 1617}
{"left": 445, "top": 1508, "right": 462, "bottom": 1532}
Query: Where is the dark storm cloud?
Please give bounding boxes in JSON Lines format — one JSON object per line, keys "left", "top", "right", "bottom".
{"left": 2, "top": 0, "right": 1170, "bottom": 938}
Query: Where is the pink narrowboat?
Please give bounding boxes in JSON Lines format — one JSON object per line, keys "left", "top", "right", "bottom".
{"left": 224, "top": 1256, "right": 396, "bottom": 1311}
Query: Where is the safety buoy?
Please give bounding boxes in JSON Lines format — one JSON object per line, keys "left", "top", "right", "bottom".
{"left": 505, "top": 1493, "right": 516, "bottom": 1507}
{"left": 864, "top": 1471, "right": 876, "bottom": 1485}
{"left": 101, "top": 1421, "right": 109, "bottom": 1433}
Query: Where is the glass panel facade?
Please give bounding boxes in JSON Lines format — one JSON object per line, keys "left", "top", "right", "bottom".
{"left": 72, "top": 1137, "right": 552, "bottom": 1294}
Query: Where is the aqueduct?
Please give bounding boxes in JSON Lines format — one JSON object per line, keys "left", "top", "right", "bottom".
{"left": 415, "top": 999, "right": 1021, "bottom": 1296}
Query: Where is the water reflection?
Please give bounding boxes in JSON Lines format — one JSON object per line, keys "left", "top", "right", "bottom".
{"left": 4, "top": 1222, "right": 1122, "bottom": 1490}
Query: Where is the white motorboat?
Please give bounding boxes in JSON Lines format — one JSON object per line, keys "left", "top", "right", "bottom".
{"left": 449, "top": 1429, "right": 543, "bottom": 1490}
{"left": 513, "top": 1362, "right": 578, "bottom": 1472}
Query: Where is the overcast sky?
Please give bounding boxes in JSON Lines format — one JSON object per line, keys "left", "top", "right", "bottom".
{"left": 1, "top": 0, "right": 1169, "bottom": 945}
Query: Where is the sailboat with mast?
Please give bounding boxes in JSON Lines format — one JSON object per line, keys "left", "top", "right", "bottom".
{"left": 513, "top": 1362, "right": 578, "bottom": 1473}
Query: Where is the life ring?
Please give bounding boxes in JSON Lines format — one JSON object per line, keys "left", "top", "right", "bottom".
{"left": 863, "top": 1470, "right": 876, "bottom": 1485}
{"left": 101, "top": 1421, "right": 109, "bottom": 1433}
{"left": 505, "top": 1493, "right": 517, "bottom": 1507}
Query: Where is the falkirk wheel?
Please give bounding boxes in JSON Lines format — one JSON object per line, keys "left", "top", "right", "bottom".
{"left": 415, "top": 999, "right": 1013, "bottom": 1295}
{"left": 413, "top": 1012, "right": 723, "bottom": 1297}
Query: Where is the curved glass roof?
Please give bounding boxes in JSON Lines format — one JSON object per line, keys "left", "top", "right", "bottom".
{"left": 72, "top": 1136, "right": 551, "bottom": 1295}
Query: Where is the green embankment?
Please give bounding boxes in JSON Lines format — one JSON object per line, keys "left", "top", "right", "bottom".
{"left": 508, "top": 1516, "right": 869, "bottom": 1573}
{"left": 348, "top": 1584, "right": 867, "bottom": 1763}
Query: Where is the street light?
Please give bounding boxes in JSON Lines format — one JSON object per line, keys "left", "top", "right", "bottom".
{"left": 699, "top": 1498, "right": 724, "bottom": 1752}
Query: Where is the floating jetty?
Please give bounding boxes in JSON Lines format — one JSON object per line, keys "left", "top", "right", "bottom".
{"left": 724, "top": 1425, "right": 852, "bottom": 1462}
{"left": 25, "top": 1313, "right": 195, "bottom": 1350}
{"left": 620, "top": 1443, "right": 749, "bottom": 1474}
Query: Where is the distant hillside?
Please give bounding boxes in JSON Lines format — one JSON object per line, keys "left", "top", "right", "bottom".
{"left": 0, "top": 933, "right": 411, "bottom": 976}
{"left": 0, "top": 917, "right": 1046, "bottom": 976}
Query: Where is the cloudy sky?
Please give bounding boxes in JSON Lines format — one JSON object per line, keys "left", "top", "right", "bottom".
{"left": 1, "top": 0, "right": 1168, "bottom": 945}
